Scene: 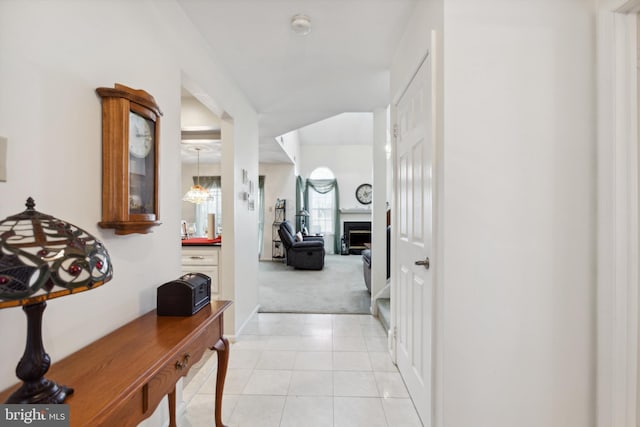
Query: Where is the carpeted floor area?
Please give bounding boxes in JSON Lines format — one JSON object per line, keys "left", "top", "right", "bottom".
{"left": 258, "top": 254, "right": 371, "bottom": 314}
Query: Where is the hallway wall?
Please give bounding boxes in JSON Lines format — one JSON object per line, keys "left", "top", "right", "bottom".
{"left": 0, "top": 2, "right": 259, "bottom": 425}
{"left": 392, "top": 0, "right": 596, "bottom": 425}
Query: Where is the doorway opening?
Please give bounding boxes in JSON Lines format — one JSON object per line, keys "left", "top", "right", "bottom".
{"left": 258, "top": 113, "right": 375, "bottom": 315}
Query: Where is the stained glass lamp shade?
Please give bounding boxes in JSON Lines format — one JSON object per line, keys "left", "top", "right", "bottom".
{"left": 0, "top": 198, "right": 113, "bottom": 403}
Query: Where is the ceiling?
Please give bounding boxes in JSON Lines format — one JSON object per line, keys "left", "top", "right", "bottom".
{"left": 181, "top": 91, "right": 222, "bottom": 164}
{"left": 177, "top": 0, "right": 416, "bottom": 163}
{"left": 298, "top": 112, "right": 374, "bottom": 146}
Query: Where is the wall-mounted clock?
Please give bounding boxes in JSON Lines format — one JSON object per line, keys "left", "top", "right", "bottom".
{"left": 355, "top": 183, "right": 372, "bottom": 205}
{"left": 96, "top": 83, "right": 163, "bottom": 235}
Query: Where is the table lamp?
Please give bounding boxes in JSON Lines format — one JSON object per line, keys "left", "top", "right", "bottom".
{"left": 296, "top": 209, "right": 310, "bottom": 232}
{"left": 0, "top": 198, "right": 113, "bottom": 403}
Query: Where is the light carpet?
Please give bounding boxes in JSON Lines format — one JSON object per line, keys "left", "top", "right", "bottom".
{"left": 258, "top": 254, "right": 371, "bottom": 314}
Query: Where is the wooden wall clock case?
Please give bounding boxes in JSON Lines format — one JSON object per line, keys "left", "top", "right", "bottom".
{"left": 96, "top": 83, "right": 163, "bottom": 235}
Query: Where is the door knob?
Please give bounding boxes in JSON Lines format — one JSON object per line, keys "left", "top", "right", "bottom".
{"left": 415, "top": 257, "right": 430, "bottom": 269}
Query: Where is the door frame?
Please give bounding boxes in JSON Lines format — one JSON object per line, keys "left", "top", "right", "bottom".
{"left": 390, "top": 29, "right": 443, "bottom": 427}
{"left": 598, "top": 1, "right": 640, "bottom": 425}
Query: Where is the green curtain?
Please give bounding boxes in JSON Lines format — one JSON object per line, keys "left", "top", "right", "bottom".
{"left": 295, "top": 175, "right": 305, "bottom": 232}
{"left": 196, "top": 176, "right": 220, "bottom": 190}
{"left": 258, "top": 176, "right": 265, "bottom": 257}
{"left": 305, "top": 178, "right": 340, "bottom": 254}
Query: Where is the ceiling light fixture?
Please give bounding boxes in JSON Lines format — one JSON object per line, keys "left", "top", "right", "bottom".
{"left": 291, "top": 14, "right": 311, "bottom": 36}
{"left": 182, "top": 147, "right": 212, "bottom": 204}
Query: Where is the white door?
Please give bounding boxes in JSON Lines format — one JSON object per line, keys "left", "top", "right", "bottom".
{"left": 393, "top": 54, "right": 433, "bottom": 426}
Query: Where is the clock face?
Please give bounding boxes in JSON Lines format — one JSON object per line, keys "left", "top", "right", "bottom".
{"left": 128, "top": 111, "right": 153, "bottom": 158}
{"left": 355, "top": 183, "right": 372, "bottom": 205}
{"left": 128, "top": 110, "right": 155, "bottom": 216}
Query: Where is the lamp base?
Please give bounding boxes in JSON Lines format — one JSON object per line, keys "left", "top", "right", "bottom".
{"left": 3, "top": 302, "right": 74, "bottom": 404}
{"left": 5, "top": 379, "right": 73, "bottom": 404}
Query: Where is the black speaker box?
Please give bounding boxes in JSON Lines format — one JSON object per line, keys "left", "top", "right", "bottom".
{"left": 157, "top": 273, "right": 211, "bottom": 316}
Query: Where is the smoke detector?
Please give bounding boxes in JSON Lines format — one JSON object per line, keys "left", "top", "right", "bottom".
{"left": 291, "top": 14, "right": 311, "bottom": 36}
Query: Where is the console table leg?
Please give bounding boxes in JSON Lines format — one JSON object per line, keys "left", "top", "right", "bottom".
{"left": 213, "top": 337, "right": 229, "bottom": 427}
{"left": 168, "top": 385, "right": 177, "bottom": 427}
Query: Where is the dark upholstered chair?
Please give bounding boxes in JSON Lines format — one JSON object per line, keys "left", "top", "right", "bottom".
{"left": 282, "top": 221, "right": 324, "bottom": 244}
{"left": 278, "top": 221, "right": 325, "bottom": 270}
{"left": 362, "top": 226, "right": 390, "bottom": 292}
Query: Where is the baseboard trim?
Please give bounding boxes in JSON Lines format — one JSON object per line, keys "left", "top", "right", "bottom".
{"left": 231, "top": 304, "right": 260, "bottom": 341}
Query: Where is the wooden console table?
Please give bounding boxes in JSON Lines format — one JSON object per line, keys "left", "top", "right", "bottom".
{"left": 0, "top": 300, "right": 232, "bottom": 427}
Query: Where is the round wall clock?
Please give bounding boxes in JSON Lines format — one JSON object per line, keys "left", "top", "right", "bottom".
{"left": 128, "top": 111, "right": 153, "bottom": 158}
{"left": 96, "top": 83, "right": 163, "bottom": 235}
{"left": 355, "top": 183, "right": 372, "bottom": 205}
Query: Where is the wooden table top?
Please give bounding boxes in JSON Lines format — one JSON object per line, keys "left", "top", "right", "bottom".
{"left": 0, "top": 300, "right": 232, "bottom": 425}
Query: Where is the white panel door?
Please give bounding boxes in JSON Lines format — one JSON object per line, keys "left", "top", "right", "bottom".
{"left": 393, "top": 55, "right": 433, "bottom": 426}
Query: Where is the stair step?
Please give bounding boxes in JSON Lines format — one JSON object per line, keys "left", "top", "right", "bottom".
{"left": 376, "top": 298, "right": 391, "bottom": 334}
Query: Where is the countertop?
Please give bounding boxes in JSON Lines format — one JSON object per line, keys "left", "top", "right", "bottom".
{"left": 182, "top": 237, "right": 221, "bottom": 246}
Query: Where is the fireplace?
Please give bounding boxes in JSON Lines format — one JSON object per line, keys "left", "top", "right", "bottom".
{"left": 343, "top": 221, "right": 371, "bottom": 254}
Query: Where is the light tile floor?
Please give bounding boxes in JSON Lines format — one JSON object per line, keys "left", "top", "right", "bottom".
{"left": 179, "top": 313, "right": 423, "bottom": 427}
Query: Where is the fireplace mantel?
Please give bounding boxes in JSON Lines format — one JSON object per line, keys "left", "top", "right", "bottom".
{"left": 339, "top": 208, "right": 371, "bottom": 214}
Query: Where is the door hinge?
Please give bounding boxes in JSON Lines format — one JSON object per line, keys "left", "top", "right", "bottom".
{"left": 393, "top": 123, "right": 398, "bottom": 140}
{"left": 393, "top": 326, "right": 398, "bottom": 339}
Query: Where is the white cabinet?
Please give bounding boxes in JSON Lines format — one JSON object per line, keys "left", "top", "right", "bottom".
{"left": 181, "top": 246, "right": 220, "bottom": 296}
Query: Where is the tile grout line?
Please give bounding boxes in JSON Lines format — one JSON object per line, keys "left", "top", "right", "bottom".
{"left": 182, "top": 313, "right": 422, "bottom": 426}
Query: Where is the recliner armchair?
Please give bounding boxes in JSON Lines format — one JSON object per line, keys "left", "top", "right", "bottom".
{"left": 278, "top": 221, "right": 325, "bottom": 270}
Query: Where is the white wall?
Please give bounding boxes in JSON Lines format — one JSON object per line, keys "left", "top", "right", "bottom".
{"left": 219, "top": 117, "right": 260, "bottom": 337}
{"left": 299, "top": 145, "right": 373, "bottom": 209}
{"left": 259, "top": 163, "right": 297, "bottom": 260}
{"left": 0, "top": 1, "right": 259, "bottom": 424}
{"left": 393, "top": 0, "right": 596, "bottom": 425}
{"left": 370, "top": 108, "right": 389, "bottom": 306}
{"left": 181, "top": 96, "right": 220, "bottom": 129}
{"left": 276, "top": 129, "right": 300, "bottom": 167}
{"left": 0, "top": 0, "right": 180, "bottom": 388}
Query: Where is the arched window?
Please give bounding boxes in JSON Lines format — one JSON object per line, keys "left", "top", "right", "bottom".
{"left": 309, "top": 167, "right": 334, "bottom": 180}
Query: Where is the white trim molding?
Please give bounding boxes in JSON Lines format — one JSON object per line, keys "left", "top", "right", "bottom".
{"left": 598, "top": 1, "right": 640, "bottom": 426}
